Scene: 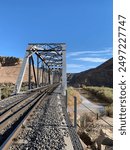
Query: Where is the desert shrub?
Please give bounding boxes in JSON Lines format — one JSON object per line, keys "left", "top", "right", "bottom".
{"left": 80, "top": 113, "right": 94, "bottom": 128}
{"left": 0, "top": 83, "right": 14, "bottom": 99}
{"left": 1, "top": 87, "right": 12, "bottom": 99}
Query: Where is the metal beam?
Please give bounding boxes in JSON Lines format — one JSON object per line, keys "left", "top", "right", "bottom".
{"left": 35, "top": 52, "right": 49, "bottom": 68}
{"left": 28, "top": 56, "right": 31, "bottom": 90}
{"left": 42, "top": 64, "right": 44, "bottom": 86}
{"left": 14, "top": 52, "right": 29, "bottom": 93}
{"left": 62, "top": 44, "right": 67, "bottom": 95}
{"left": 31, "top": 56, "right": 37, "bottom": 87}
{"left": 37, "top": 55, "right": 39, "bottom": 87}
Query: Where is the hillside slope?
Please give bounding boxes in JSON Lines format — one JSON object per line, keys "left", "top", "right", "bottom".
{"left": 0, "top": 63, "right": 29, "bottom": 84}
{"left": 69, "top": 58, "right": 113, "bottom": 88}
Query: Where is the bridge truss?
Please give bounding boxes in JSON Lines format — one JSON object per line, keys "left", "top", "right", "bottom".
{"left": 14, "top": 43, "right": 67, "bottom": 95}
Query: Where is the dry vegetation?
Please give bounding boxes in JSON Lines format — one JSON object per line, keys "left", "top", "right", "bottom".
{"left": 82, "top": 86, "right": 113, "bottom": 117}
{"left": 67, "top": 86, "right": 81, "bottom": 106}
{"left": 0, "top": 56, "right": 20, "bottom": 66}
{"left": 0, "top": 83, "right": 14, "bottom": 99}
{"left": 83, "top": 86, "right": 113, "bottom": 104}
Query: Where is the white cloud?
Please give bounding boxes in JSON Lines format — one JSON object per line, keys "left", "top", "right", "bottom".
{"left": 75, "top": 57, "right": 107, "bottom": 62}
{"left": 67, "top": 64, "right": 96, "bottom": 73}
{"left": 67, "top": 64, "right": 84, "bottom": 68}
{"left": 67, "top": 47, "right": 112, "bottom": 57}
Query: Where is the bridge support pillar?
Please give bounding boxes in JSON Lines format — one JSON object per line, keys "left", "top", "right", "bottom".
{"left": 62, "top": 44, "right": 67, "bottom": 95}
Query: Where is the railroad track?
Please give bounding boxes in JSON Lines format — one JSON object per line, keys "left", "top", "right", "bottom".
{"left": 0, "top": 93, "right": 37, "bottom": 119}
{"left": 0, "top": 94, "right": 26, "bottom": 113}
{"left": 0, "top": 84, "right": 59, "bottom": 149}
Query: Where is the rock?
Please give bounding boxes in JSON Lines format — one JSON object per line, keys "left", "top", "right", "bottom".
{"left": 79, "top": 130, "right": 93, "bottom": 146}
{"left": 100, "top": 129, "right": 113, "bottom": 139}
{"left": 95, "top": 129, "right": 113, "bottom": 150}
{"left": 105, "top": 146, "right": 113, "bottom": 150}
{"left": 102, "top": 137, "right": 113, "bottom": 146}
{"left": 101, "top": 145, "right": 113, "bottom": 150}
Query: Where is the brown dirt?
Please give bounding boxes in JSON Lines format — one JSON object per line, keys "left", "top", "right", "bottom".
{"left": 0, "top": 63, "right": 36, "bottom": 84}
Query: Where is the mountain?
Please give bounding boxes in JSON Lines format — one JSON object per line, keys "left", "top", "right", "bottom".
{"left": 68, "top": 58, "right": 113, "bottom": 88}
{"left": 67, "top": 73, "right": 75, "bottom": 82}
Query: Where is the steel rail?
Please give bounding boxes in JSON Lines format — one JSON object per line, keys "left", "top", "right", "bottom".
{"left": 0, "top": 93, "right": 36, "bottom": 116}
{"left": 0, "top": 92, "right": 41, "bottom": 123}
{"left": 0, "top": 84, "right": 59, "bottom": 149}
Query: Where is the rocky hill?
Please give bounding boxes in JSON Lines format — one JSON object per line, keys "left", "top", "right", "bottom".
{"left": 0, "top": 56, "right": 29, "bottom": 84}
{"left": 0, "top": 56, "right": 21, "bottom": 67}
{"left": 68, "top": 58, "right": 113, "bottom": 88}
{"left": 0, "top": 63, "right": 28, "bottom": 84}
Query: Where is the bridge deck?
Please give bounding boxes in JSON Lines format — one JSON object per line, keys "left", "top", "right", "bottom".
{"left": 8, "top": 86, "right": 83, "bottom": 150}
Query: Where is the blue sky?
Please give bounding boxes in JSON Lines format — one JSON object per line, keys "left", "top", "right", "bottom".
{"left": 0, "top": 0, "right": 113, "bottom": 73}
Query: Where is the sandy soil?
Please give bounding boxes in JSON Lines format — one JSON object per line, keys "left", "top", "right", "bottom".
{"left": 0, "top": 64, "right": 29, "bottom": 84}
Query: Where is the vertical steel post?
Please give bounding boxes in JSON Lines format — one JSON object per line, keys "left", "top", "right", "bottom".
{"left": 66, "top": 90, "right": 68, "bottom": 110}
{"left": 31, "top": 56, "right": 37, "bottom": 88}
{"left": 45, "top": 68, "right": 47, "bottom": 84}
{"left": 62, "top": 44, "right": 67, "bottom": 95}
{"left": 37, "top": 56, "right": 39, "bottom": 87}
{"left": 74, "top": 96, "right": 77, "bottom": 129}
{"left": 42, "top": 64, "right": 44, "bottom": 86}
{"left": 48, "top": 68, "right": 51, "bottom": 84}
{"left": 28, "top": 56, "right": 31, "bottom": 90}
{"left": 39, "top": 67, "right": 42, "bottom": 86}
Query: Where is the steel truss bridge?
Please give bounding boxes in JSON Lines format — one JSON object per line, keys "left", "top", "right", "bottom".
{"left": 15, "top": 43, "right": 67, "bottom": 95}
{"left": 0, "top": 43, "right": 83, "bottom": 150}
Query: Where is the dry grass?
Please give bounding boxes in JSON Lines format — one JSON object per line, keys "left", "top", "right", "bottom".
{"left": 0, "top": 63, "right": 38, "bottom": 84}
{"left": 79, "top": 112, "right": 95, "bottom": 128}
{"left": 82, "top": 86, "right": 113, "bottom": 117}
{"left": 83, "top": 86, "right": 113, "bottom": 104}
{"left": 67, "top": 86, "right": 81, "bottom": 106}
